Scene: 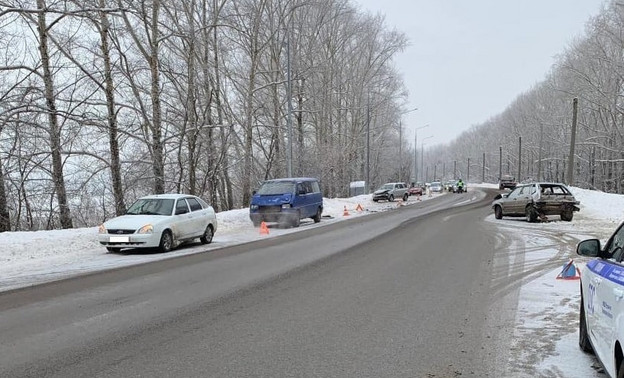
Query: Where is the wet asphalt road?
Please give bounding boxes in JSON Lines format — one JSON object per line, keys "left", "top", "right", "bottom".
{"left": 0, "top": 189, "right": 513, "bottom": 377}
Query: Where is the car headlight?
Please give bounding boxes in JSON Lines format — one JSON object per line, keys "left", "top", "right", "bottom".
{"left": 138, "top": 224, "right": 153, "bottom": 234}
{"left": 281, "top": 204, "right": 291, "bottom": 209}
{"left": 250, "top": 204, "right": 258, "bottom": 210}
{"left": 98, "top": 224, "right": 106, "bottom": 234}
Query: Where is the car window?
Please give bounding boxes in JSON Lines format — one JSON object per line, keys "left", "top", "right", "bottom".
{"left": 311, "top": 181, "right": 320, "bottom": 193}
{"left": 196, "top": 197, "right": 210, "bottom": 208}
{"left": 606, "top": 224, "right": 624, "bottom": 261}
{"left": 552, "top": 186, "right": 567, "bottom": 195}
{"left": 175, "top": 199, "right": 190, "bottom": 214}
{"left": 257, "top": 181, "right": 295, "bottom": 195}
{"left": 186, "top": 197, "right": 202, "bottom": 211}
{"left": 508, "top": 186, "right": 524, "bottom": 198}
{"left": 303, "top": 181, "right": 313, "bottom": 193}
{"left": 127, "top": 198, "right": 174, "bottom": 216}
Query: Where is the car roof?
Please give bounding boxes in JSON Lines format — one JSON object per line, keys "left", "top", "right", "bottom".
{"left": 265, "top": 177, "right": 318, "bottom": 182}
{"left": 139, "top": 193, "right": 196, "bottom": 200}
{"left": 514, "top": 182, "right": 568, "bottom": 188}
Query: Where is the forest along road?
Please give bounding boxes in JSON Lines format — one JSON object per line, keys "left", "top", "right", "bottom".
{"left": 0, "top": 189, "right": 516, "bottom": 377}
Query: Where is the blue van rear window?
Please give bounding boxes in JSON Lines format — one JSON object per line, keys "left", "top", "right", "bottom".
{"left": 257, "top": 181, "right": 295, "bottom": 195}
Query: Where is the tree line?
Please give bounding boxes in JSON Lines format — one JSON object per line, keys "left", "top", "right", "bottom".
{"left": 4, "top": 0, "right": 620, "bottom": 233}
{"left": 0, "top": 0, "right": 409, "bottom": 231}
{"left": 428, "top": 1, "right": 624, "bottom": 195}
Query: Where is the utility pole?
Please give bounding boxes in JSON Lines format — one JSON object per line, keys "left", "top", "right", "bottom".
{"left": 566, "top": 98, "right": 578, "bottom": 186}
{"left": 286, "top": 22, "right": 293, "bottom": 177}
{"left": 467, "top": 158, "right": 470, "bottom": 182}
{"left": 366, "top": 93, "right": 370, "bottom": 193}
{"left": 517, "top": 136, "right": 522, "bottom": 182}
{"left": 537, "top": 120, "right": 544, "bottom": 181}
{"left": 482, "top": 152, "right": 486, "bottom": 183}
{"left": 499, "top": 146, "right": 502, "bottom": 181}
{"left": 399, "top": 120, "right": 402, "bottom": 182}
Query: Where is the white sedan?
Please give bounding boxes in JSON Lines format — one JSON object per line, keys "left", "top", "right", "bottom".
{"left": 98, "top": 194, "right": 217, "bottom": 253}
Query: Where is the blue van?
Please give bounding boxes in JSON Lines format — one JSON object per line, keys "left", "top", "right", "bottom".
{"left": 249, "top": 177, "right": 323, "bottom": 228}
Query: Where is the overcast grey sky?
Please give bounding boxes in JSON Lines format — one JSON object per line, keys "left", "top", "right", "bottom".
{"left": 354, "top": 0, "right": 606, "bottom": 148}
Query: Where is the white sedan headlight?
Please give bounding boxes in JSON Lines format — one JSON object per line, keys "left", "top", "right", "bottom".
{"left": 138, "top": 224, "right": 154, "bottom": 234}
{"left": 98, "top": 224, "right": 106, "bottom": 234}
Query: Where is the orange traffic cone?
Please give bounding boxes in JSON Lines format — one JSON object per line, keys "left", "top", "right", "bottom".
{"left": 356, "top": 203, "right": 364, "bottom": 212}
{"left": 343, "top": 206, "right": 350, "bottom": 216}
{"left": 259, "top": 221, "right": 269, "bottom": 235}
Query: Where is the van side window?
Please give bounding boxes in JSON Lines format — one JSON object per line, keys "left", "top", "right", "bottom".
{"left": 311, "top": 181, "right": 320, "bottom": 193}
{"left": 297, "top": 183, "right": 305, "bottom": 194}
{"left": 303, "top": 181, "right": 313, "bottom": 194}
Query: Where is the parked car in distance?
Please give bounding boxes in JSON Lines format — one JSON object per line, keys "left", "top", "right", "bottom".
{"left": 491, "top": 182, "right": 580, "bottom": 222}
{"left": 430, "top": 181, "right": 444, "bottom": 193}
{"left": 408, "top": 185, "right": 423, "bottom": 196}
{"left": 98, "top": 194, "right": 217, "bottom": 253}
{"left": 499, "top": 174, "right": 517, "bottom": 190}
{"left": 577, "top": 221, "right": 624, "bottom": 377}
{"left": 444, "top": 180, "right": 457, "bottom": 192}
{"left": 249, "top": 177, "right": 323, "bottom": 228}
{"left": 373, "top": 182, "right": 409, "bottom": 202}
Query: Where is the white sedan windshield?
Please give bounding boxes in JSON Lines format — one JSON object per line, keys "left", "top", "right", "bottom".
{"left": 126, "top": 199, "right": 174, "bottom": 216}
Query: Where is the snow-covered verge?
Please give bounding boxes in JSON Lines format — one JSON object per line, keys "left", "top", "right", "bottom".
{"left": 0, "top": 191, "right": 427, "bottom": 292}
{"left": 499, "top": 186, "right": 624, "bottom": 377}
{"left": 1, "top": 184, "right": 623, "bottom": 375}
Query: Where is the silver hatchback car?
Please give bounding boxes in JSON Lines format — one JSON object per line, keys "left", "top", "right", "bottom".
{"left": 491, "top": 182, "right": 580, "bottom": 222}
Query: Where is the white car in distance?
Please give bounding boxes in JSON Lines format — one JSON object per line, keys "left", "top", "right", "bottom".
{"left": 98, "top": 194, "right": 217, "bottom": 253}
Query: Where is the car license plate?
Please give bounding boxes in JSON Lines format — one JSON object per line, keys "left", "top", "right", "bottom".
{"left": 110, "top": 236, "right": 129, "bottom": 243}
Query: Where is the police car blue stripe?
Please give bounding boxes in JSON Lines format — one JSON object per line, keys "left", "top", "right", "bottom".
{"left": 587, "top": 258, "right": 624, "bottom": 285}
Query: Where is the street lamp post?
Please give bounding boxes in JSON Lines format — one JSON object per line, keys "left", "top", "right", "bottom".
{"left": 421, "top": 135, "right": 433, "bottom": 182}
{"left": 414, "top": 124, "right": 429, "bottom": 183}
{"left": 398, "top": 107, "right": 418, "bottom": 183}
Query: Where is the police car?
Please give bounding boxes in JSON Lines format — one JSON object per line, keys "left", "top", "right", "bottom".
{"left": 577, "top": 221, "right": 624, "bottom": 377}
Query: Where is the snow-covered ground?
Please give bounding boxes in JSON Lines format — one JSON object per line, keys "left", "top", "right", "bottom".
{"left": 1, "top": 184, "right": 623, "bottom": 375}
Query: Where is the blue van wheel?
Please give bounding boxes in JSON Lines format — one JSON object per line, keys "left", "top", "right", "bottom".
{"left": 292, "top": 212, "right": 301, "bottom": 228}
{"left": 312, "top": 208, "right": 321, "bottom": 223}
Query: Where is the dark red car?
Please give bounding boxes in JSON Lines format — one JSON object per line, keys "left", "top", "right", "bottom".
{"left": 408, "top": 186, "right": 423, "bottom": 196}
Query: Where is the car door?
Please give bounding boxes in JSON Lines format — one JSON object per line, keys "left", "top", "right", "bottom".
{"left": 502, "top": 186, "right": 524, "bottom": 214}
{"left": 173, "top": 198, "right": 193, "bottom": 239}
{"left": 185, "top": 197, "right": 207, "bottom": 236}
{"left": 291, "top": 182, "right": 306, "bottom": 218}
{"left": 594, "top": 224, "right": 624, "bottom": 361}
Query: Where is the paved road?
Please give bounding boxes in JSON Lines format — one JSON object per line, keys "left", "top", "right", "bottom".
{"left": 0, "top": 190, "right": 513, "bottom": 377}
